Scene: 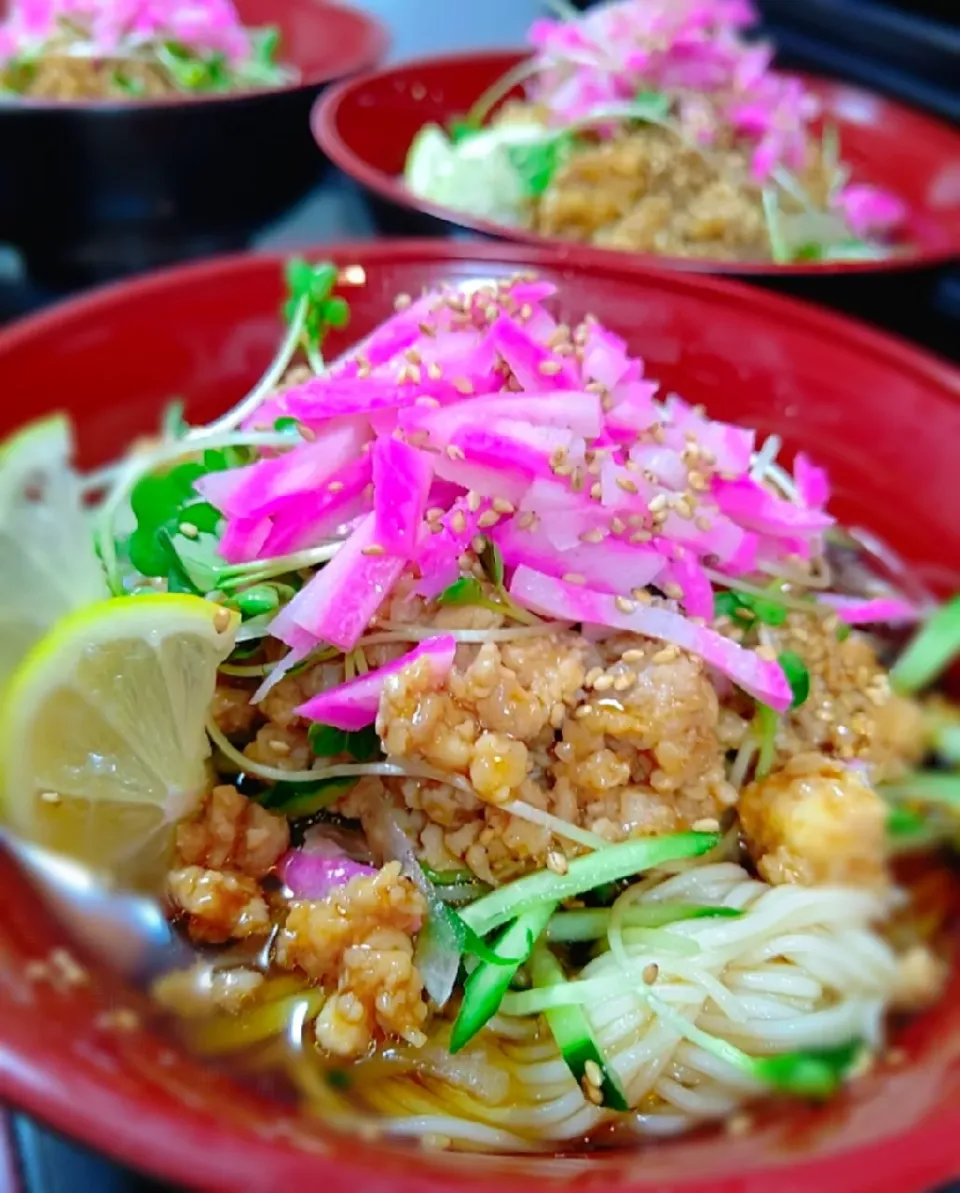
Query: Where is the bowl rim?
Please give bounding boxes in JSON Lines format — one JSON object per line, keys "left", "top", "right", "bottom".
{"left": 1, "top": 238, "right": 959, "bottom": 1193}
{"left": 0, "top": 0, "right": 390, "bottom": 113}
{"left": 311, "top": 46, "right": 960, "bottom": 278}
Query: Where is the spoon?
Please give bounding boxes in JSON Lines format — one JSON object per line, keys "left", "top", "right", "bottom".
{"left": 2, "top": 832, "right": 193, "bottom": 985}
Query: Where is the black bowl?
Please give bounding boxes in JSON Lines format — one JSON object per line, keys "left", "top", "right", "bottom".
{"left": 0, "top": 0, "right": 388, "bottom": 287}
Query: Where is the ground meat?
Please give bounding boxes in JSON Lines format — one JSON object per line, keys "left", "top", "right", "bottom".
{"left": 276, "top": 861, "right": 428, "bottom": 1059}
{"left": 167, "top": 866, "right": 272, "bottom": 944}
{"left": 739, "top": 752, "right": 888, "bottom": 888}
{"left": 211, "top": 686, "right": 259, "bottom": 738}
{"left": 534, "top": 124, "right": 771, "bottom": 261}
{"left": 176, "top": 784, "right": 289, "bottom": 878}
{"left": 373, "top": 630, "right": 733, "bottom": 882}
{"left": 152, "top": 963, "right": 265, "bottom": 1018}
{"left": 766, "top": 615, "right": 925, "bottom": 781}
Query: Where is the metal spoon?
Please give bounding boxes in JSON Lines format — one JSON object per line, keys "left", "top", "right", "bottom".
{"left": 2, "top": 832, "right": 193, "bottom": 984}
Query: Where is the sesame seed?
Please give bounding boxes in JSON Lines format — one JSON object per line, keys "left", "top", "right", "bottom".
{"left": 622, "top": 649, "right": 645, "bottom": 664}
{"left": 726, "top": 1113, "right": 752, "bottom": 1137}
{"left": 328, "top": 481, "right": 345, "bottom": 493}
{"left": 414, "top": 395, "right": 441, "bottom": 408}
{"left": 471, "top": 535, "right": 488, "bottom": 556}
{"left": 616, "top": 476, "right": 639, "bottom": 495}
{"left": 445, "top": 445, "right": 466, "bottom": 461}
{"left": 213, "top": 609, "right": 232, "bottom": 634}
{"left": 553, "top": 461, "right": 574, "bottom": 478}
{"left": 695, "top": 515, "right": 713, "bottom": 531}
{"left": 615, "top": 596, "right": 636, "bottom": 614}
{"left": 589, "top": 482, "right": 603, "bottom": 501}
{"left": 580, "top": 528, "right": 607, "bottom": 544}
{"left": 631, "top": 588, "right": 652, "bottom": 604}
{"left": 688, "top": 470, "right": 708, "bottom": 492}
{"left": 476, "top": 510, "right": 501, "bottom": 529}
{"left": 268, "top": 739, "right": 292, "bottom": 756}
{"left": 664, "top": 582, "right": 684, "bottom": 600}
{"left": 466, "top": 490, "right": 483, "bottom": 513}
{"left": 692, "top": 817, "right": 720, "bottom": 833}
{"left": 450, "top": 511, "right": 467, "bottom": 535}
{"left": 394, "top": 293, "right": 412, "bottom": 311}
{"left": 583, "top": 1079, "right": 604, "bottom": 1105}
{"left": 546, "top": 850, "right": 569, "bottom": 876}
{"left": 40, "top": 791, "right": 60, "bottom": 804}
{"left": 642, "top": 963, "right": 659, "bottom": 985}
{"left": 538, "top": 359, "right": 563, "bottom": 376}
{"left": 592, "top": 674, "right": 615, "bottom": 692}
{"left": 610, "top": 516, "right": 626, "bottom": 536}
{"left": 178, "top": 521, "right": 198, "bottom": 539}
{"left": 361, "top": 544, "right": 386, "bottom": 557}
{"left": 755, "top": 645, "right": 778, "bottom": 662}
{"left": 570, "top": 467, "right": 587, "bottom": 493}
{"left": 492, "top": 498, "right": 515, "bottom": 515}
{"left": 648, "top": 494, "right": 668, "bottom": 513}
{"left": 418, "top": 321, "right": 437, "bottom": 337}
{"left": 584, "top": 1059, "right": 603, "bottom": 1088}
{"left": 453, "top": 377, "right": 474, "bottom": 395}
{"left": 299, "top": 426, "right": 318, "bottom": 441}
{"left": 515, "top": 511, "right": 536, "bottom": 530}
{"left": 563, "top": 572, "right": 587, "bottom": 586}
{"left": 426, "top": 361, "right": 443, "bottom": 380}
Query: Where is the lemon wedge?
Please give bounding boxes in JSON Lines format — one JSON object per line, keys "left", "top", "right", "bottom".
{"left": 0, "top": 414, "right": 108, "bottom": 692}
{"left": 0, "top": 594, "right": 238, "bottom": 885}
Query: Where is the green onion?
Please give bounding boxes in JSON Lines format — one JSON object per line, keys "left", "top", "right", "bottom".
{"left": 753, "top": 703, "right": 779, "bottom": 779}
{"left": 891, "top": 595, "right": 960, "bottom": 694}
{"left": 779, "top": 651, "right": 810, "bottom": 708}
{"left": 460, "top": 832, "right": 719, "bottom": 938}
{"left": 507, "top": 133, "right": 575, "bottom": 197}
{"left": 546, "top": 903, "right": 742, "bottom": 945}
{"left": 258, "top": 776, "right": 356, "bottom": 818}
{"left": 880, "top": 772, "right": 960, "bottom": 808}
{"left": 308, "top": 723, "right": 381, "bottom": 763}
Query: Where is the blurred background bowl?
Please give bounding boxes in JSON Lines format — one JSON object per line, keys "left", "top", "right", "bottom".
{"left": 0, "top": 241, "right": 960, "bottom": 1192}
{"left": 311, "top": 48, "right": 960, "bottom": 319}
{"left": 0, "top": 0, "right": 389, "bottom": 288}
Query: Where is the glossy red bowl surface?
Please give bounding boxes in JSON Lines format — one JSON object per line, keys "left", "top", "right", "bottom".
{"left": 1, "top": 241, "right": 960, "bottom": 1193}
{"left": 313, "top": 49, "right": 960, "bottom": 277}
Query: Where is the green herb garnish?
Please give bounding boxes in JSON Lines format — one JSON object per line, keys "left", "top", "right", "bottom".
{"left": 308, "top": 722, "right": 382, "bottom": 762}
{"left": 778, "top": 651, "right": 810, "bottom": 708}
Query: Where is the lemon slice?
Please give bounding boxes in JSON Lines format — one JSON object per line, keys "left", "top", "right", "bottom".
{"left": 0, "top": 414, "right": 108, "bottom": 691}
{"left": 0, "top": 594, "right": 239, "bottom": 886}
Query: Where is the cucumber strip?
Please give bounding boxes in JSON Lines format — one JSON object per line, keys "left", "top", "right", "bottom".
{"left": 546, "top": 903, "right": 742, "bottom": 944}
{"left": 459, "top": 832, "right": 718, "bottom": 938}
{"left": 449, "top": 902, "right": 555, "bottom": 1054}
{"left": 530, "top": 945, "right": 630, "bottom": 1112}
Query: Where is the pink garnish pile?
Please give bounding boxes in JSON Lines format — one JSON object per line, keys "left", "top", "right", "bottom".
{"left": 0, "top": 0, "right": 254, "bottom": 65}
{"left": 521, "top": 0, "right": 904, "bottom": 233}
{"left": 200, "top": 277, "right": 840, "bottom": 714}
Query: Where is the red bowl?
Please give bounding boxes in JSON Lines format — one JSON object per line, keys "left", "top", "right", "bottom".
{"left": 312, "top": 49, "right": 960, "bottom": 278}
{"left": 1, "top": 240, "right": 960, "bottom": 1193}
{"left": 0, "top": 0, "right": 390, "bottom": 286}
